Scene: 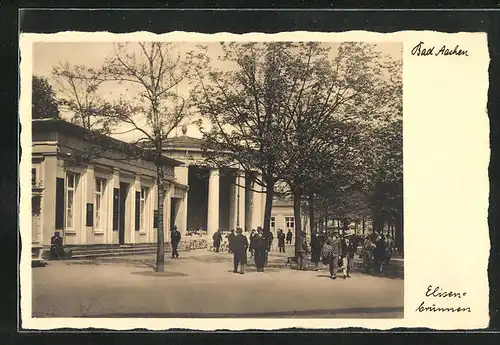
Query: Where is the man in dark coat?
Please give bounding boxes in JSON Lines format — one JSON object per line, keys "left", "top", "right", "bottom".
{"left": 212, "top": 230, "right": 223, "bottom": 252}
{"left": 277, "top": 229, "right": 286, "bottom": 252}
{"left": 286, "top": 229, "right": 293, "bottom": 244}
{"left": 266, "top": 230, "right": 274, "bottom": 252}
{"left": 232, "top": 228, "right": 249, "bottom": 274}
{"left": 248, "top": 229, "right": 257, "bottom": 257}
{"left": 253, "top": 228, "right": 268, "bottom": 272}
{"left": 171, "top": 226, "right": 182, "bottom": 259}
{"left": 50, "top": 231, "right": 64, "bottom": 260}
{"left": 227, "top": 229, "right": 236, "bottom": 253}
{"left": 311, "top": 231, "right": 322, "bottom": 271}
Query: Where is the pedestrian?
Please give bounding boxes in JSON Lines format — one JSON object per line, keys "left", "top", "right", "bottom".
{"left": 373, "top": 232, "right": 387, "bottom": 274}
{"left": 171, "top": 226, "right": 182, "bottom": 259}
{"left": 50, "top": 231, "right": 65, "bottom": 260}
{"left": 310, "top": 231, "right": 322, "bottom": 271}
{"left": 212, "top": 229, "right": 223, "bottom": 252}
{"left": 232, "top": 228, "right": 248, "bottom": 274}
{"left": 297, "top": 231, "right": 309, "bottom": 270}
{"left": 360, "top": 234, "right": 376, "bottom": 272}
{"left": 266, "top": 230, "right": 274, "bottom": 252}
{"left": 249, "top": 229, "right": 257, "bottom": 258}
{"left": 321, "top": 237, "right": 339, "bottom": 279}
{"left": 340, "top": 233, "right": 356, "bottom": 279}
{"left": 253, "top": 228, "right": 268, "bottom": 272}
{"left": 286, "top": 229, "right": 293, "bottom": 244}
{"left": 277, "top": 229, "right": 286, "bottom": 253}
{"left": 227, "top": 229, "right": 236, "bottom": 253}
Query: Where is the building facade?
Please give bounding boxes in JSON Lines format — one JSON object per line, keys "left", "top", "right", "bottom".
{"left": 31, "top": 119, "right": 188, "bottom": 248}
{"left": 163, "top": 127, "right": 309, "bottom": 239}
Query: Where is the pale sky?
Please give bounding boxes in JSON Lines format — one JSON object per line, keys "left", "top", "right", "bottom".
{"left": 32, "top": 41, "right": 402, "bottom": 141}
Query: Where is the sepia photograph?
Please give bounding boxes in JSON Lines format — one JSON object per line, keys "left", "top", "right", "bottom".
{"left": 27, "top": 38, "right": 404, "bottom": 320}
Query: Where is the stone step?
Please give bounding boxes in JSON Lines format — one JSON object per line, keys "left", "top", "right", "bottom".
{"left": 71, "top": 245, "right": 158, "bottom": 255}
{"left": 71, "top": 248, "right": 166, "bottom": 260}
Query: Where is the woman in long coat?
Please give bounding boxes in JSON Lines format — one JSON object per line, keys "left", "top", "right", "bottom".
{"left": 253, "top": 229, "right": 268, "bottom": 272}
{"left": 310, "top": 232, "right": 323, "bottom": 270}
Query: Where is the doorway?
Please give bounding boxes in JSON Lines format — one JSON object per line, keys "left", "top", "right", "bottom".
{"left": 119, "top": 182, "right": 129, "bottom": 245}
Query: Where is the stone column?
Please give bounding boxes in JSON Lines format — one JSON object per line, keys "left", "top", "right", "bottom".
{"left": 109, "top": 168, "right": 120, "bottom": 245}
{"left": 207, "top": 168, "right": 220, "bottom": 238}
{"left": 174, "top": 166, "right": 189, "bottom": 235}
{"left": 164, "top": 182, "right": 171, "bottom": 243}
{"left": 236, "top": 172, "right": 246, "bottom": 230}
{"left": 229, "top": 176, "right": 236, "bottom": 231}
{"left": 130, "top": 174, "right": 141, "bottom": 245}
{"left": 250, "top": 176, "right": 263, "bottom": 230}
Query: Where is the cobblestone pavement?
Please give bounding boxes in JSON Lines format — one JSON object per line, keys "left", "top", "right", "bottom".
{"left": 32, "top": 245, "right": 404, "bottom": 319}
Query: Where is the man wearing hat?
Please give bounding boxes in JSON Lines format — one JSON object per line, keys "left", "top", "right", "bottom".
{"left": 340, "top": 229, "right": 357, "bottom": 278}
{"left": 232, "top": 228, "right": 249, "bottom": 274}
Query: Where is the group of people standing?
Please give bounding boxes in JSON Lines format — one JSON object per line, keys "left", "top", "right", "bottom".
{"left": 220, "top": 227, "right": 294, "bottom": 273}
{"left": 310, "top": 230, "right": 395, "bottom": 280}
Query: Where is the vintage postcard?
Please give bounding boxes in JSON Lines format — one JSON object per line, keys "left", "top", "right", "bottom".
{"left": 19, "top": 31, "right": 489, "bottom": 330}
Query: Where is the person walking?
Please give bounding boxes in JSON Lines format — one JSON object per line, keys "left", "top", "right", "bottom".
{"left": 232, "top": 228, "right": 249, "bottom": 274}
{"left": 227, "top": 229, "right": 236, "bottom": 253}
{"left": 340, "top": 232, "right": 357, "bottom": 278}
{"left": 321, "top": 237, "right": 339, "bottom": 279}
{"left": 249, "top": 229, "right": 257, "bottom": 258}
{"left": 310, "top": 231, "right": 322, "bottom": 271}
{"left": 360, "top": 234, "right": 376, "bottom": 272}
{"left": 253, "top": 228, "right": 268, "bottom": 272}
{"left": 277, "top": 229, "right": 286, "bottom": 253}
{"left": 212, "top": 230, "right": 223, "bottom": 252}
{"left": 286, "top": 229, "right": 293, "bottom": 244}
{"left": 266, "top": 230, "right": 274, "bottom": 252}
{"left": 373, "top": 232, "right": 387, "bottom": 274}
{"left": 297, "top": 231, "right": 309, "bottom": 270}
{"left": 171, "top": 226, "right": 182, "bottom": 259}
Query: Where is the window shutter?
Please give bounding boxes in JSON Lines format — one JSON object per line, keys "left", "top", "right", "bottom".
{"left": 55, "top": 177, "right": 64, "bottom": 229}
{"left": 153, "top": 210, "right": 158, "bottom": 228}
{"left": 135, "top": 191, "right": 141, "bottom": 231}
{"left": 112, "top": 188, "right": 119, "bottom": 231}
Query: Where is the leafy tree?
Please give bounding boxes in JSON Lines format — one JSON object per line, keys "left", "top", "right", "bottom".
{"left": 275, "top": 42, "right": 401, "bottom": 259}
{"left": 32, "top": 76, "right": 60, "bottom": 119}
{"left": 190, "top": 42, "right": 296, "bottom": 236}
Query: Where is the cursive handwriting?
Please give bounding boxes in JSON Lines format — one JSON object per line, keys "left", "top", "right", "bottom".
{"left": 416, "top": 301, "right": 471, "bottom": 313}
{"left": 415, "top": 285, "right": 471, "bottom": 313}
{"left": 411, "top": 41, "right": 469, "bottom": 57}
{"left": 426, "top": 285, "right": 466, "bottom": 298}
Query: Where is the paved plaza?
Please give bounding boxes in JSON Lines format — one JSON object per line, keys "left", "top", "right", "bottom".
{"left": 32, "top": 245, "right": 404, "bottom": 319}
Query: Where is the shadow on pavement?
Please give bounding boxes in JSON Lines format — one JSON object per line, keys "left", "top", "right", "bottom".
{"left": 83, "top": 306, "right": 404, "bottom": 318}
{"left": 131, "top": 271, "right": 189, "bottom": 277}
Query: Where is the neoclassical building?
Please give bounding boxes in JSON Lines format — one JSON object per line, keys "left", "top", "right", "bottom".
{"left": 31, "top": 119, "right": 188, "bottom": 249}
{"left": 163, "top": 126, "right": 305, "bottom": 239}
{"left": 31, "top": 120, "right": 303, "bottom": 251}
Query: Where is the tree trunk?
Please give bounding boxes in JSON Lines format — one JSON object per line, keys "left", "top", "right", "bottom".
{"left": 293, "top": 185, "right": 304, "bottom": 268}
{"left": 155, "top": 151, "right": 166, "bottom": 272}
{"left": 372, "top": 212, "right": 385, "bottom": 233}
{"left": 324, "top": 202, "right": 328, "bottom": 231}
{"left": 362, "top": 218, "right": 366, "bottom": 235}
{"left": 308, "top": 192, "right": 315, "bottom": 235}
{"left": 262, "top": 175, "right": 275, "bottom": 235}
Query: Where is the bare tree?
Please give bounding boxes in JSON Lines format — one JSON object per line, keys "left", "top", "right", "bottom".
{"left": 53, "top": 42, "right": 193, "bottom": 272}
